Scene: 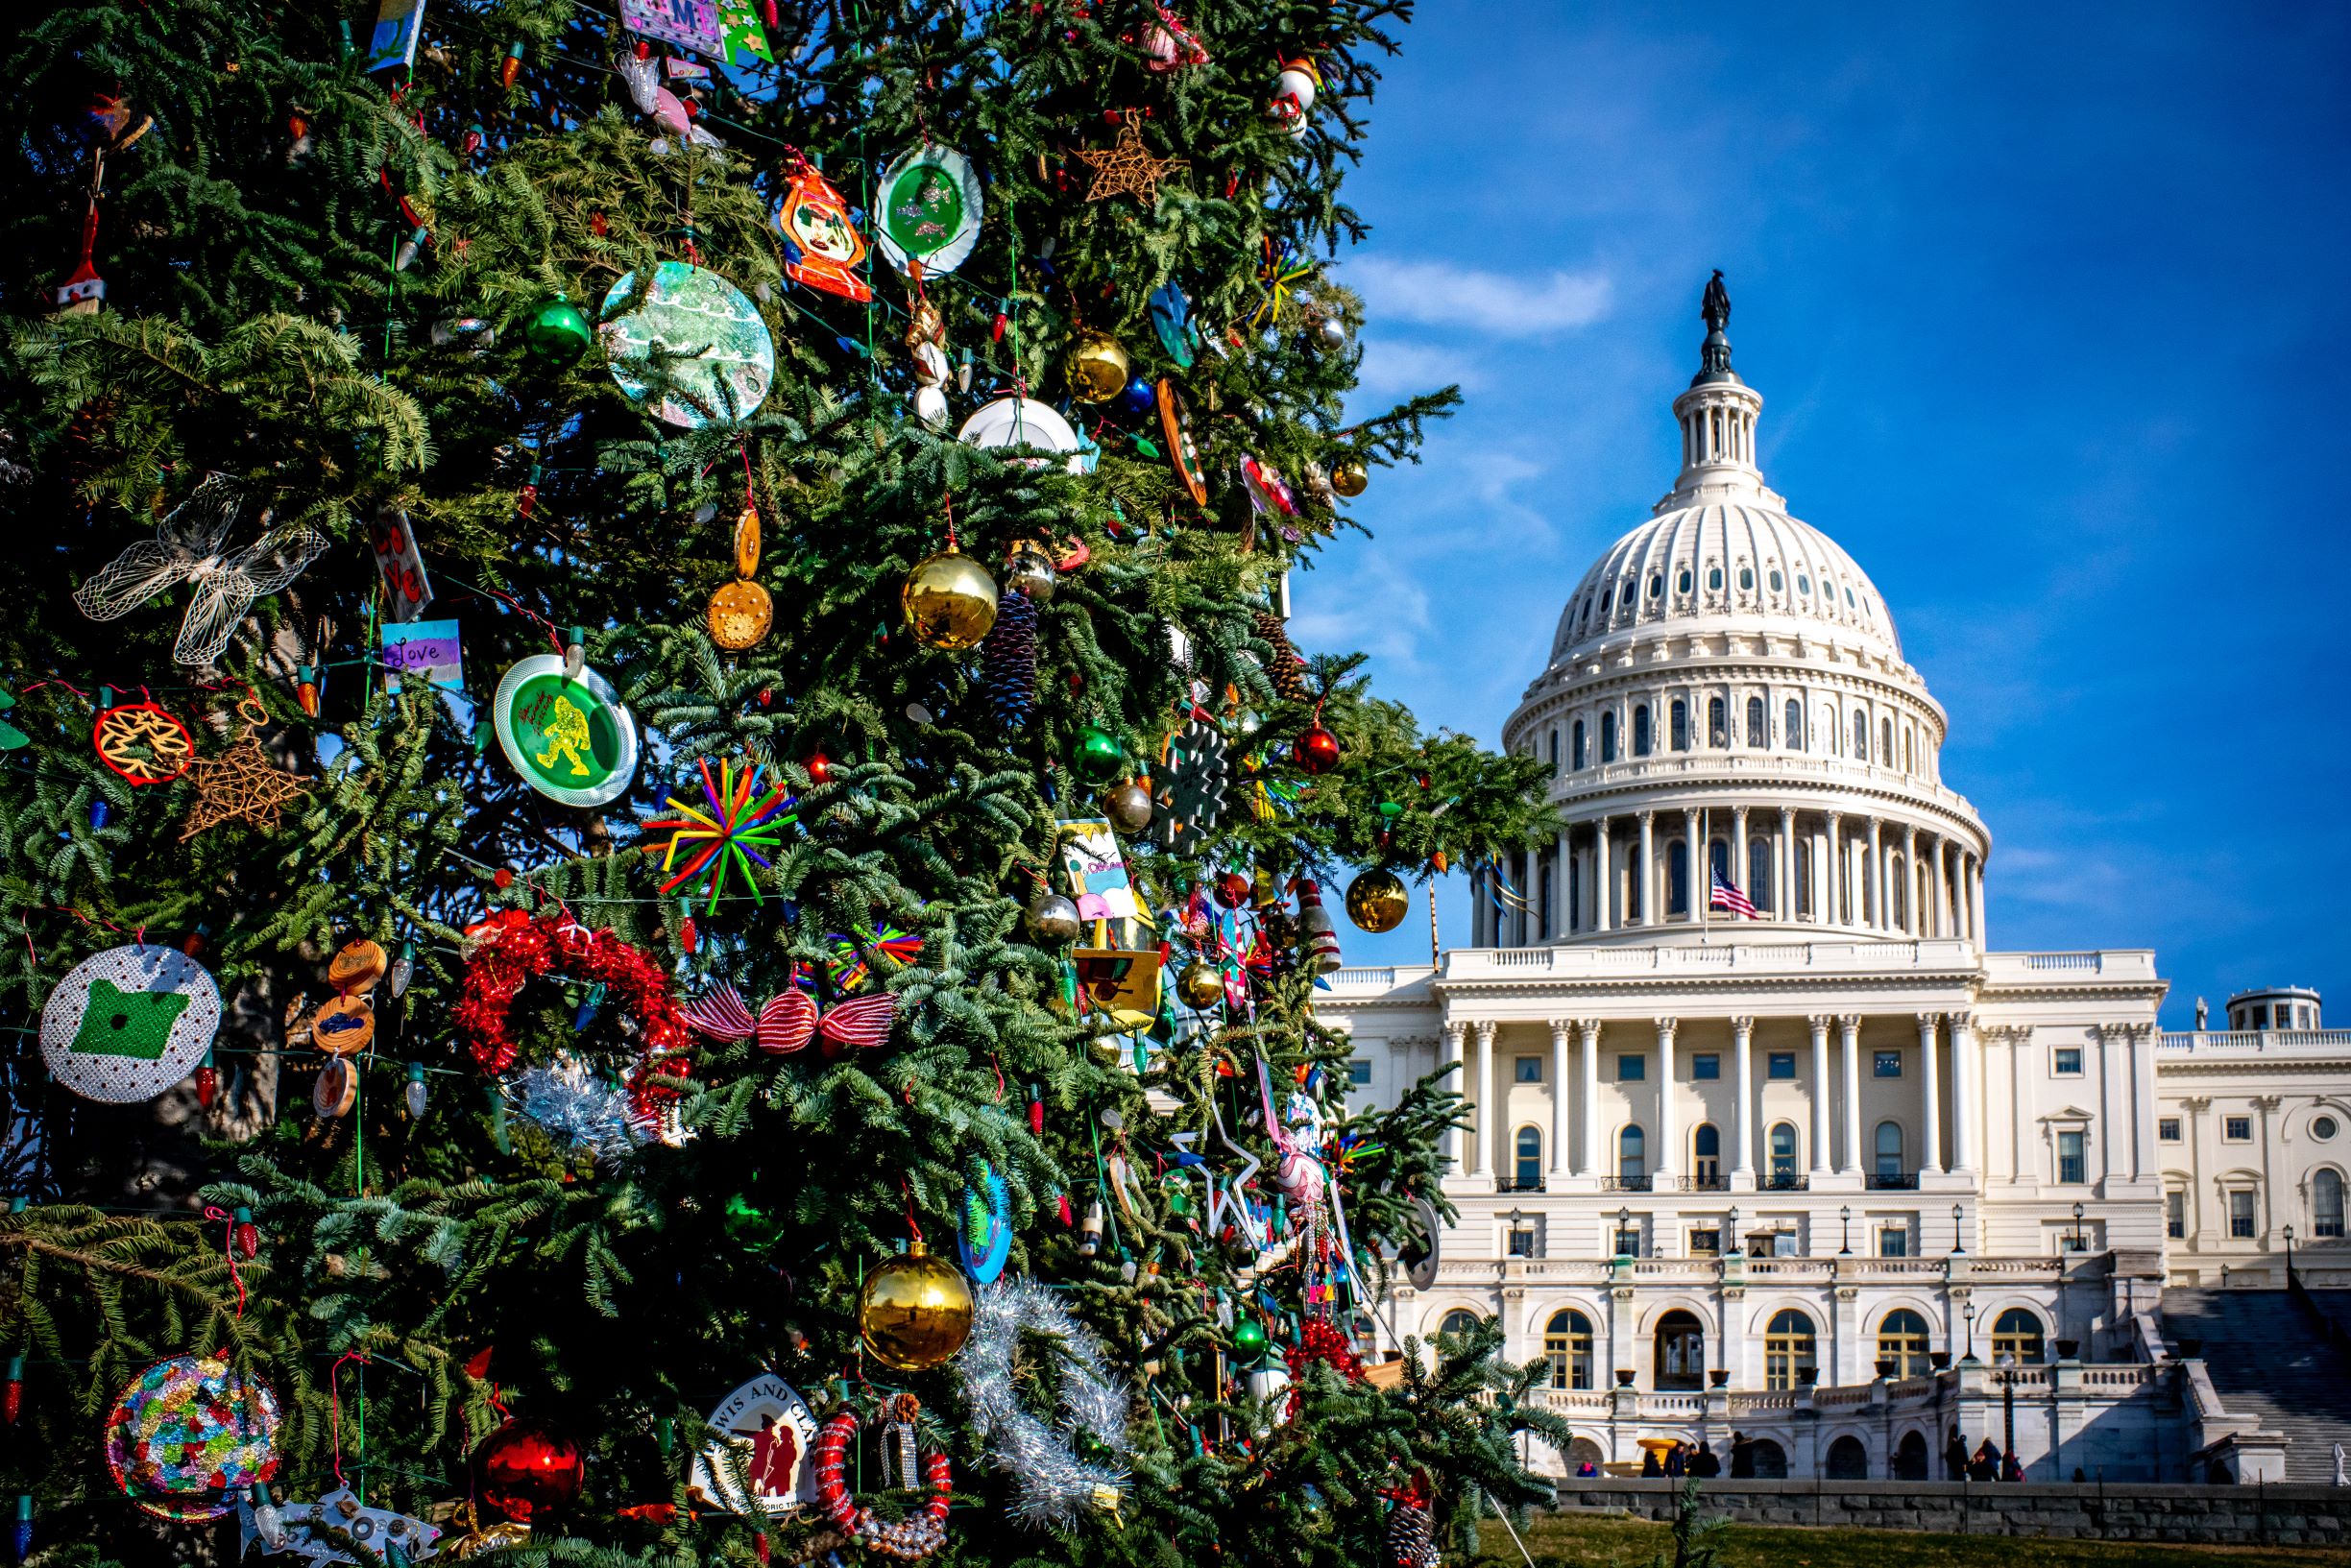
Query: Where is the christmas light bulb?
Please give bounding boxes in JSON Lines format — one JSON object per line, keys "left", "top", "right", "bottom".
{"left": 404, "top": 1062, "right": 427, "bottom": 1119}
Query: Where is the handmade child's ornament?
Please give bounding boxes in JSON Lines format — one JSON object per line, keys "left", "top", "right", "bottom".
{"left": 776, "top": 160, "right": 871, "bottom": 302}
{"left": 490, "top": 654, "right": 641, "bottom": 808}
{"left": 601, "top": 262, "right": 775, "bottom": 426}
{"left": 41, "top": 945, "right": 220, "bottom": 1102}
{"left": 873, "top": 145, "right": 983, "bottom": 277}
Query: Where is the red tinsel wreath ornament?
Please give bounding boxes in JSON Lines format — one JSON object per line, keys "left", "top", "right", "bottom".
{"left": 1284, "top": 1315, "right": 1365, "bottom": 1384}
{"left": 454, "top": 914, "right": 692, "bottom": 1134}
{"left": 813, "top": 1399, "right": 952, "bottom": 1559}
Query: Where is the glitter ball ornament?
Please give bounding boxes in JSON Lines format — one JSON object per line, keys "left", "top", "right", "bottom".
{"left": 523, "top": 296, "right": 594, "bottom": 367}
{"left": 1104, "top": 781, "right": 1152, "bottom": 833}
{"left": 1026, "top": 891, "right": 1082, "bottom": 944}
{"left": 1004, "top": 540, "right": 1058, "bottom": 602}
{"left": 1331, "top": 455, "right": 1369, "bottom": 497}
{"left": 1073, "top": 725, "right": 1124, "bottom": 784}
{"left": 1066, "top": 331, "right": 1130, "bottom": 402}
{"left": 1345, "top": 868, "right": 1410, "bottom": 933}
{"left": 105, "top": 1355, "right": 280, "bottom": 1519}
{"left": 902, "top": 544, "right": 999, "bottom": 650}
{"left": 473, "top": 1418, "right": 584, "bottom": 1523}
{"left": 979, "top": 588, "right": 1039, "bottom": 732}
{"left": 858, "top": 1243, "right": 975, "bottom": 1371}
{"left": 1297, "top": 724, "right": 1341, "bottom": 775}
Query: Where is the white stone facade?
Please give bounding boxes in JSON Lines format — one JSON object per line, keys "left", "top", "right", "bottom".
{"left": 1321, "top": 287, "right": 2339, "bottom": 1482}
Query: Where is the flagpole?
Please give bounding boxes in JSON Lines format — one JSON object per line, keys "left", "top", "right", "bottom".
{"left": 1699, "top": 807, "right": 1709, "bottom": 947}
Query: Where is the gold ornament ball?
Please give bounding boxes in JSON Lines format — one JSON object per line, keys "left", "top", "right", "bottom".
{"left": 1067, "top": 332, "right": 1131, "bottom": 403}
{"left": 902, "top": 545, "right": 1000, "bottom": 650}
{"left": 1176, "top": 962, "right": 1224, "bottom": 1008}
{"left": 857, "top": 1242, "right": 974, "bottom": 1371}
{"left": 1005, "top": 540, "right": 1058, "bottom": 602}
{"left": 1104, "top": 781, "right": 1153, "bottom": 833}
{"left": 707, "top": 579, "right": 774, "bottom": 650}
{"left": 1345, "top": 867, "right": 1410, "bottom": 933}
{"left": 1330, "top": 456, "right": 1369, "bottom": 497}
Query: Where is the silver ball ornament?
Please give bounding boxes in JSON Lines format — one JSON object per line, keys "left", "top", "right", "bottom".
{"left": 1026, "top": 891, "right": 1082, "bottom": 943}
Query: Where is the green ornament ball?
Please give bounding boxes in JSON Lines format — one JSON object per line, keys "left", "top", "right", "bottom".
{"left": 1074, "top": 725, "right": 1124, "bottom": 784}
{"left": 1232, "top": 1317, "right": 1269, "bottom": 1355}
{"left": 524, "top": 296, "right": 594, "bottom": 367}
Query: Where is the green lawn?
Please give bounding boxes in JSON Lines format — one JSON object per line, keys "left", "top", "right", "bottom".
{"left": 1474, "top": 1513, "right": 2351, "bottom": 1567}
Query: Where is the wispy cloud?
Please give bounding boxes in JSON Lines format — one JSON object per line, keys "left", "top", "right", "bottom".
{"left": 1352, "top": 337, "right": 1484, "bottom": 398}
{"left": 1347, "top": 257, "right": 1614, "bottom": 337}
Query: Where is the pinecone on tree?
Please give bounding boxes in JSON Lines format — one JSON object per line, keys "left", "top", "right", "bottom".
{"left": 1254, "top": 610, "right": 1310, "bottom": 704}
{"left": 1385, "top": 1492, "right": 1440, "bottom": 1568}
{"left": 982, "top": 588, "right": 1039, "bottom": 732}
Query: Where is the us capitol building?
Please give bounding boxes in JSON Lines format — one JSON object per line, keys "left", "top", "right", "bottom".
{"left": 1325, "top": 277, "right": 2351, "bottom": 1484}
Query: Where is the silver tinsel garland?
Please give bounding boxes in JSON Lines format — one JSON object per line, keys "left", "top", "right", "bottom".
{"left": 955, "top": 1277, "right": 1130, "bottom": 1530}
{"left": 508, "top": 1053, "right": 659, "bottom": 1165}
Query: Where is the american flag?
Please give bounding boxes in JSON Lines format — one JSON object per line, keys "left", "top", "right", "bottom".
{"left": 1709, "top": 867, "right": 1757, "bottom": 919}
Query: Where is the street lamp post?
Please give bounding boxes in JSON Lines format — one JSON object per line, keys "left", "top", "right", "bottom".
{"left": 1839, "top": 1204, "right": 1852, "bottom": 1256}
{"left": 1951, "top": 1203, "right": 1965, "bottom": 1255}
{"left": 1727, "top": 1205, "right": 1741, "bottom": 1257}
{"left": 1616, "top": 1206, "right": 1633, "bottom": 1260}
{"left": 2071, "top": 1201, "right": 2085, "bottom": 1253}
{"left": 1999, "top": 1351, "right": 2018, "bottom": 1472}
{"left": 1962, "top": 1299, "right": 1978, "bottom": 1363}
{"left": 2286, "top": 1222, "right": 2296, "bottom": 1282}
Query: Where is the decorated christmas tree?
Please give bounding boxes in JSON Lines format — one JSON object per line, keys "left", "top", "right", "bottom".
{"left": 0, "top": 2, "right": 1564, "bottom": 1563}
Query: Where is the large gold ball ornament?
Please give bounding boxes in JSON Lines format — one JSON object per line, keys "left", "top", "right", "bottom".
{"left": 1330, "top": 455, "right": 1369, "bottom": 497}
{"left": 1345, "top": 867, "right": 1411, "bottom": 933}
{"left": 901, "top": 545, "right": 1000, "bottom": 650}
{"left": 707, "top": 579, "right": 774, "bottom": 650}
{"left": 1067, "top": 332, "right": 1131, "bottom": 403}
{"left": 1176, "top": 963, "right": 1224, "bottom": 1009}
{"left": 857, "top": 1242, "right": 974, "bottom": 1371}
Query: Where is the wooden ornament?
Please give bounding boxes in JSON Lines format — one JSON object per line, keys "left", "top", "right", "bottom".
{"left": 327, "top": 938, "right": 388, "bottom": 994}
{"left": 310, "top": 995, "right": 375, "bottom": 1057}
{"left": 313, "top": 1056, "right": 357, "bottom": 1118}
{"left": 1156, "top": 379, "right": 1208, "bottom": 506}
{"left": 1073, "top": 118, "right": 1186, "bottom": 205}
{"left": 708, "top": 579, "right": 774, "bottom": 650}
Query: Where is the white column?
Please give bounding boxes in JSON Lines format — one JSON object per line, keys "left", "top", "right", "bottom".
{"left": 1442, "top": 1022, "right": 1467, "bottom": 1172}
{"left": 1838, "top": 1015, "right": 1863, "bottom": 1176}
{"left": 1595, "top": 818, "right": 1613, "bottom": 933}
{"left": 1826, "top": 811, "right": 1844, "bottom": 927}
{"left": 1684, "top": 808, "right": 1703, "bottom": 924}
{"left": 1902, "top": 825, "right": 1920, "bottom": 936}
{"left": 1779, "top": 807, "right": 1796, "bottom": 921}
{"left": 1471, "top": 1021, "right": 1496, "bottom": 1178}
{"left": 1867, "top": 819, "right": 1884, "bottom": 930}
{"left": 1917, "top": 1011, "right": 1943, "bottom": 1174}
{"left": 1939, "top": 840, "right": 1956, "bottom": 938}
{"left": 1807, "top": 1016, "right": 1833, "bottom": 1175}
{"left": 1549, "top": 1020, "right": 1573, "bottom": 1181}
{"left": 2128, "top": 1025, "right": 2146, "bottom": 1180}
{"left": 1637, "top": 810, "right": 1657, "bottom": 928}
{"left": 1654, "top": 1018, "right": 1679, "bottom": 1183}
{"left": 1579, "top": 1020, "right": 1602, "bottom": 1179}
{"left": 1733, "top": 807, "right": 1750, "bottom": 901}
{"left": 1731, "top": 1016, "right": 1757, "bottom": 1186}
{"left": 1950, "top": 1010, "right": 1977, "bottom": 1173}
{"left": 1971, "top": 858, "right": 1987, "bottom": 946}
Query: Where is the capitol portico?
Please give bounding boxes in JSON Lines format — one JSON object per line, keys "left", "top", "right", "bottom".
{"left": 1327, "top": 278, "right": 2349, "bottom": 1484}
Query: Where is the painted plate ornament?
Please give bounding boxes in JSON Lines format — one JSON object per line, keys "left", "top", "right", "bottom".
{"left": 491, "top": 655, "right": 641, "bottom": 808}
{"left": 957, "top": 397, "right": 1090, "bottom": 474}
{"left": 873, "top": 145, "right": 982, "bottom": 277}
{"left": 688, "top": 1375, "right": 820, "bottom": 1517}
{"left": 41, "top": 945, "right": 220, "bottom": 1102}
{"left": 600, "top": 261, "right": 775, "bottom": 428}
{"left": 105, "top": 1354, "right": 281, "bottom": 1520}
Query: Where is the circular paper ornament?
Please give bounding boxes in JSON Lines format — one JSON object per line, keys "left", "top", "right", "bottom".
{"left": 857, "top": 1243, "right": 973, "bottom": 1371}
{"left": 600, "top": 261, "right": 775, "bottom": 427}
{"left": 689, "top": 1374, "right": 820, "bottom": 1517}
{"left": 957, "top": 398, "right": 1089, "bottom": 474}
{"left": 873, "top": 144, "right": 983, "bottom": 277}
{"left": 41, "top": 945, "right": 220, "bottom": 1102}
{"left": 1345, "top": 868, "right": 1410, "bottom": 934}
{"left": 104, "top": 1354, "right": 280, "bottom": 1519}
{"left": 491, "top": 655, "right": 641, "bottom": 808}
{"left": 92, "top": 698, "right": 194, "bottom": 785}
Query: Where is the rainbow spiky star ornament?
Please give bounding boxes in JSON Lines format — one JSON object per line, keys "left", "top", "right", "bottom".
{"left": 644, "top": 758, "right": 797, "bottom": 909}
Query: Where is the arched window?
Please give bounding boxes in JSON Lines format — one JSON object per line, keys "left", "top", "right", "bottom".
{"left": 1827, "top": 1435, "right": 1869, "bottom": 1479}
{"left": 1764, "top": 1309, "right": 1817, "bottom": 1389}
{"left": 1852, "top": 711, "right": 1868, "bottom": 760}
{"left": 1572, "top": 719, "right": 1587, "bottom": 770}
{"left": 1545, "top": 1310, "right": 1594, "bottom": 1390}
{"left": 2317, "top": 1169, "right": 2345, "bottom": 1239}
{"left": 1708, "top": 565, "right": 1724, "bottom": 591}
{"left": 1655, "top": 1310, "right": 1707, "bottom": 1389}
{"left": 1876, "top": 1122, "right": 1905, "bottom": 1181}
{"left": 1548, "top": 730, "right": 1560, "bottom": 772}
{"left": 1903, "top": 730, "right": 1914, "bottom": 773}
{"left": 1515, "top": 1126, "right": 1543, "bottom": 1190}
{"left": 1792, "top": 837, "right": 1812, "bottom": 919}
{"left": 1618, "top": 1125, "right": 1645, "bottom": 1184}
{"left": 1538, "top": 864, "right": 1552, "bottom": 942}
{"left": 1692, "top": 1123, "right": 1721, "bottom": 1185}
{"left": 1676, "top": 567, "right": 1693, "bottom": 594}
{"left": 1769, "top": 567, "right": 1784, "bottom": 592}
{"left": 1893, "top": 1431, "right": 1929, "bottom": 1481}
{"left": 1633, "top": 705, "right": 1653, "bottom": 757}
{"left": 1600, "top": 711, "right": 1618, "bottom": 763}
{"left": 1708, "top": 697, "right": 1728, "bottom": 747}
{"left": 1648, "top": 572, "right": 1663, "bottom": 601}
{"left": 1599, "top": 588, "right": 1612, "bottom": 615}
{"left": 1889, "top": 856, "right": 1906, "bottom": 929}
{"left": 1878, "top": 1309, "right": 1931, "bottom": 1379}
{"left": 1568, "top": 854, "right": 1581, "bottom": 933}
{"left": 1739, "top": 566, "right": 1755, "bottom": 591}
{"left": 1439, "top": 1309, "right": 1484, "bottom": 1339}
{"left": 1785, "top": 698, "right": 1804, "bottom": 750}
{"left": 1669, "top": 840, "right": 1689, "bottom": 915}
{"left": 1992, "top": 1308, "right": 2046, "bottom": 1364}
{"left": 1880, "top": 717, "right": 1893, "bottom": 762}
{"left": 1670, "top": 699, "right": 1689, "bottom": 751}
{"left": 1745, "top": 695, "right": 1766, "bottom": 748}
{"left": 1750, "top": 837, "right": 1774, "bottom": 911}
{"left": 1769, "top": 1122, "right": 1798, "bottom": 1183}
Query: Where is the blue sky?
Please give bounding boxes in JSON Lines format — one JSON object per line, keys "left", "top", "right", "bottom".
{"left": 1306, "top": 2, "right": 2351, "bottom": 1025}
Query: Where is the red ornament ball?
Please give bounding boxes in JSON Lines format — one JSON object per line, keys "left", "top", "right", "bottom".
{"left": 1296, "top": 724, "right": 1341, "bottom": 775}
{"left": 473, "top": 1417, "right": 584, "bottom": 1523}
{"left": 807, "top": 750, "right": 832, "bottom": 784}
{"left": 1213, "top": 872, "right": 1251, "bottom": 909}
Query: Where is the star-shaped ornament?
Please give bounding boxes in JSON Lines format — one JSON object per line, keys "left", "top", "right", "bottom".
{"left": 1073, "top": 119, "right": 1186, "bottom": 205}
{"left": 181, "top": 700, "right": 311, "bottom": 840}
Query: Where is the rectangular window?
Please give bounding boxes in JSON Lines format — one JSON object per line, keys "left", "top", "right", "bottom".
{"left": 1617, "top": 1054, "right": 1646, "bottom": 1082}
{"left": 2053, "top": 1048, "right": 2083, "bottom": 1075}
{"left": 1613, "top": 1225, "right": 1642, "bottom": 1259}
{"left": 2229, "top": 1191, "right": 2256, "bottom": 1239}
{"left": 1508, "top": 1226, "right": 1537, "bottom": 1259}
{"left": 2224, "top": 1116, "right": 2251, "bottom": 1142}
{"left": 1879, "top": 1227, "right": 1910, "bottom": 1258}
{"left": 1874, "top": 1051, "right": 1903, "bottom": 1078}
{"left": 1692, "top": 1053, "right": 1721, "bottom": 1081}
{"left": 2166, "top": 1192, "right": 2186, "bottom": 1239}
{"left": 2057, "top": 1129, "right": 2086, "bottom": 1185}
{"left": 1515, "top": 1056, "right": 1543, "bottom": 1084}
{"left": 1688, "top": 1228, "right": 1721, "bottom": 1257}
{"left": 2159, "top": 1118, "right": 2181, "bottom": 1143}
{"left": 1348, "top": 1059, "right": 1373, "bottom": 1087}
{"left": 1767, "top": 1052, "right": 1797, "bottom": 1080}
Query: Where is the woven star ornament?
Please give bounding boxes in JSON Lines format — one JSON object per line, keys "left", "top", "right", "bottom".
{"left": 1073, "top": 119, "right": 1186, "bottom": 205}
{"left": 74, "top": 475, "right": 327, "bottom": 666}
{"left": 181, "top": 698, "right": 311, "bottom": 840}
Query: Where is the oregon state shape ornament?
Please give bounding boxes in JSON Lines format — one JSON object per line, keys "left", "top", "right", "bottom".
{"left": 873, "top": 144, "right": 983, "bottom": 277}
{"left": 491, "top": 654, "right": 641, "bottom": 808}
{"left": 42, "top": 944, "right": 221, "bottom": 1102}
{"left": 687, "top": 1374, "right": 821, "bottom": 1517}
{"left": 776, "top": 162, "right": 871, "bottom": 302}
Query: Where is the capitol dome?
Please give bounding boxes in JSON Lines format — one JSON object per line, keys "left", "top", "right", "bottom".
{"left": 1485, "top": 275, "right": 1990, "bottom": 951}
